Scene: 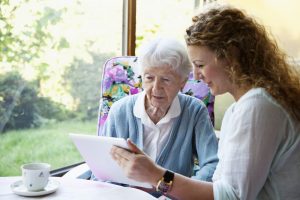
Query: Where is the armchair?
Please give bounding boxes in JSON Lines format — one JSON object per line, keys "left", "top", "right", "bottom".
{"left": 64, "top": 56, "right": 220, "bottom": 179}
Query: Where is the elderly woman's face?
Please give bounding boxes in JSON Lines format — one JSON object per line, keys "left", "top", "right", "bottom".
{"left": 142, "top": 65, "right": 186, "bottom": 109}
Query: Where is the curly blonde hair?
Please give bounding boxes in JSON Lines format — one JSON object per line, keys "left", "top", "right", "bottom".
{"left": 185, "top": 5, "right": 300, "bottom": 121}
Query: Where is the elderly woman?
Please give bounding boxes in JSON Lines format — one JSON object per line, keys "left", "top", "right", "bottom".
{"left": 103, "top": 38, "right": 218, "bottom": 182}
{"left": 111, "top": 5, "right": 300, "bottom": 200}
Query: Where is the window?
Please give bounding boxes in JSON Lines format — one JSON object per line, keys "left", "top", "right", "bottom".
{"left": 0, "top": 0, "right": 122, "bottom": 176}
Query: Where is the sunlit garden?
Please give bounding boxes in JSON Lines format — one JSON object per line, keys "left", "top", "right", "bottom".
{"left": 0, "top": 0, "right": 121, "bottom": 175}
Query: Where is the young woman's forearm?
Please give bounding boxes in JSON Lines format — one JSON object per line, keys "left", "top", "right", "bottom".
{"left": 150, "top": 167, "right": 214, "bottom": 200}
{"left": 170, "top": 174, "right": 214, "bottom": 200}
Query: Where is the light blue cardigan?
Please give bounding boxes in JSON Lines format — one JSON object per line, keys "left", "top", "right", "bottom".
{"left": 102, "top": 93, "right": 219, "bottom": 181}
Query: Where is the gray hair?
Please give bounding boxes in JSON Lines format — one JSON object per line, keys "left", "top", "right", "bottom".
{"left": 138, "top": 38, "right": 192, "bottom": 79}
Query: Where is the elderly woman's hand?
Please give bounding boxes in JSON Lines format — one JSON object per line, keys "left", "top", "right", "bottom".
{"left": 110, "top": 139, "right": 164, "bottom": 186}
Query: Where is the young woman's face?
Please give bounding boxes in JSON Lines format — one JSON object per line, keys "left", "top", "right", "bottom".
{"left": 142, "top": 65, "right": 186, "bottom": 109}
{"left": 187, "top": 45, "right": 232, "bottom": 96}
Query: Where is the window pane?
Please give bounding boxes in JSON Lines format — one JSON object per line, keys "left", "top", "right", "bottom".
{"left": 137, "top": 0, "right": 300, "bottom": 63}
{"left": 136, "top": 0, "right": 196, "bottom": 52}
{"left": 215, "top": 0, "right": 300, "bottom": 62}
{"left": 0, "top": 0, "right": 122, "bottom": 176}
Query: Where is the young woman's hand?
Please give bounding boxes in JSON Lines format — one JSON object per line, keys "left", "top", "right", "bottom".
{"left": 110, "top": 139, "right": 164, "bottom": 186}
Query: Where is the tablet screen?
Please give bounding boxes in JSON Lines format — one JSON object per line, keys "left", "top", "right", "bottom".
{"left": 69, "top": 133, "right": 152, "bottom": 188}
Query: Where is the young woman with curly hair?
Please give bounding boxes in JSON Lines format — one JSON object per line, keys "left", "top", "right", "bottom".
{"left": 111, "top": 5, "right": 300, "bottom": 200}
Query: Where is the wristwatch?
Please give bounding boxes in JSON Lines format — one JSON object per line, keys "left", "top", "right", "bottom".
{"left": 156, "top": 170, "right": 174, "bottom": 194}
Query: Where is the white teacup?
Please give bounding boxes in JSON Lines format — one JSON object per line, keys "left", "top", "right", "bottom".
{"left": 21, "top": 163, "right": 51, "bottom": 191}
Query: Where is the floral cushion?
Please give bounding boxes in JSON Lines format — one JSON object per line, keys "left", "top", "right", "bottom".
{"left": 98, "top": 56, "right": 142, "bottom": 134}
{"left": 97, "top": 56, "right": 214, "bottom": 135}
{"left": 181, "top": 73, "right": 215, "bottom": 126}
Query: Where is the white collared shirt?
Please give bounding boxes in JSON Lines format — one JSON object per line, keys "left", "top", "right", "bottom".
{"left": 133, "top": 91, "right": 181, "bottom": 160}
{"left": 212, "top": 88, "right": 300, "bottom": 199}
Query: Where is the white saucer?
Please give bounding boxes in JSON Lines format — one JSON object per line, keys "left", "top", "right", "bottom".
{"left": 11, "top": 179, "right": 60, "bottom": 197}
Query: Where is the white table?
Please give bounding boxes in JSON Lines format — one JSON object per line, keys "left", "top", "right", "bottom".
{"left": 0, "top": 176, "right": 157, "bottom": 200}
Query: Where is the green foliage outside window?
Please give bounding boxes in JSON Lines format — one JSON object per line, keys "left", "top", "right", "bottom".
{"left": 0, "top": 72, "right": 71, "bottom": 133}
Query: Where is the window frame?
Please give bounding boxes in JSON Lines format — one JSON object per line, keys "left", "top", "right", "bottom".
{"left": 122, "top": 0, "right": 136, "bottom": 56}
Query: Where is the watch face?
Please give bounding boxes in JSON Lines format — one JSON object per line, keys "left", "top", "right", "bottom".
{"left": 163, "top": 170, "right": 174, "bottom": 182}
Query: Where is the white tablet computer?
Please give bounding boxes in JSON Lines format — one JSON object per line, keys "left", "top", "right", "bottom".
{"left": 69, "top": 133, "right": 151, "bottom": 188}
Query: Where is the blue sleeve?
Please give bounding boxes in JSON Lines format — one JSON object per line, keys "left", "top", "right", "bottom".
{"left": 101, "top": 104, "right": 117, "bottom": 137}
{"left": 192, "top": 106, "right": 219, "bottom": 182}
